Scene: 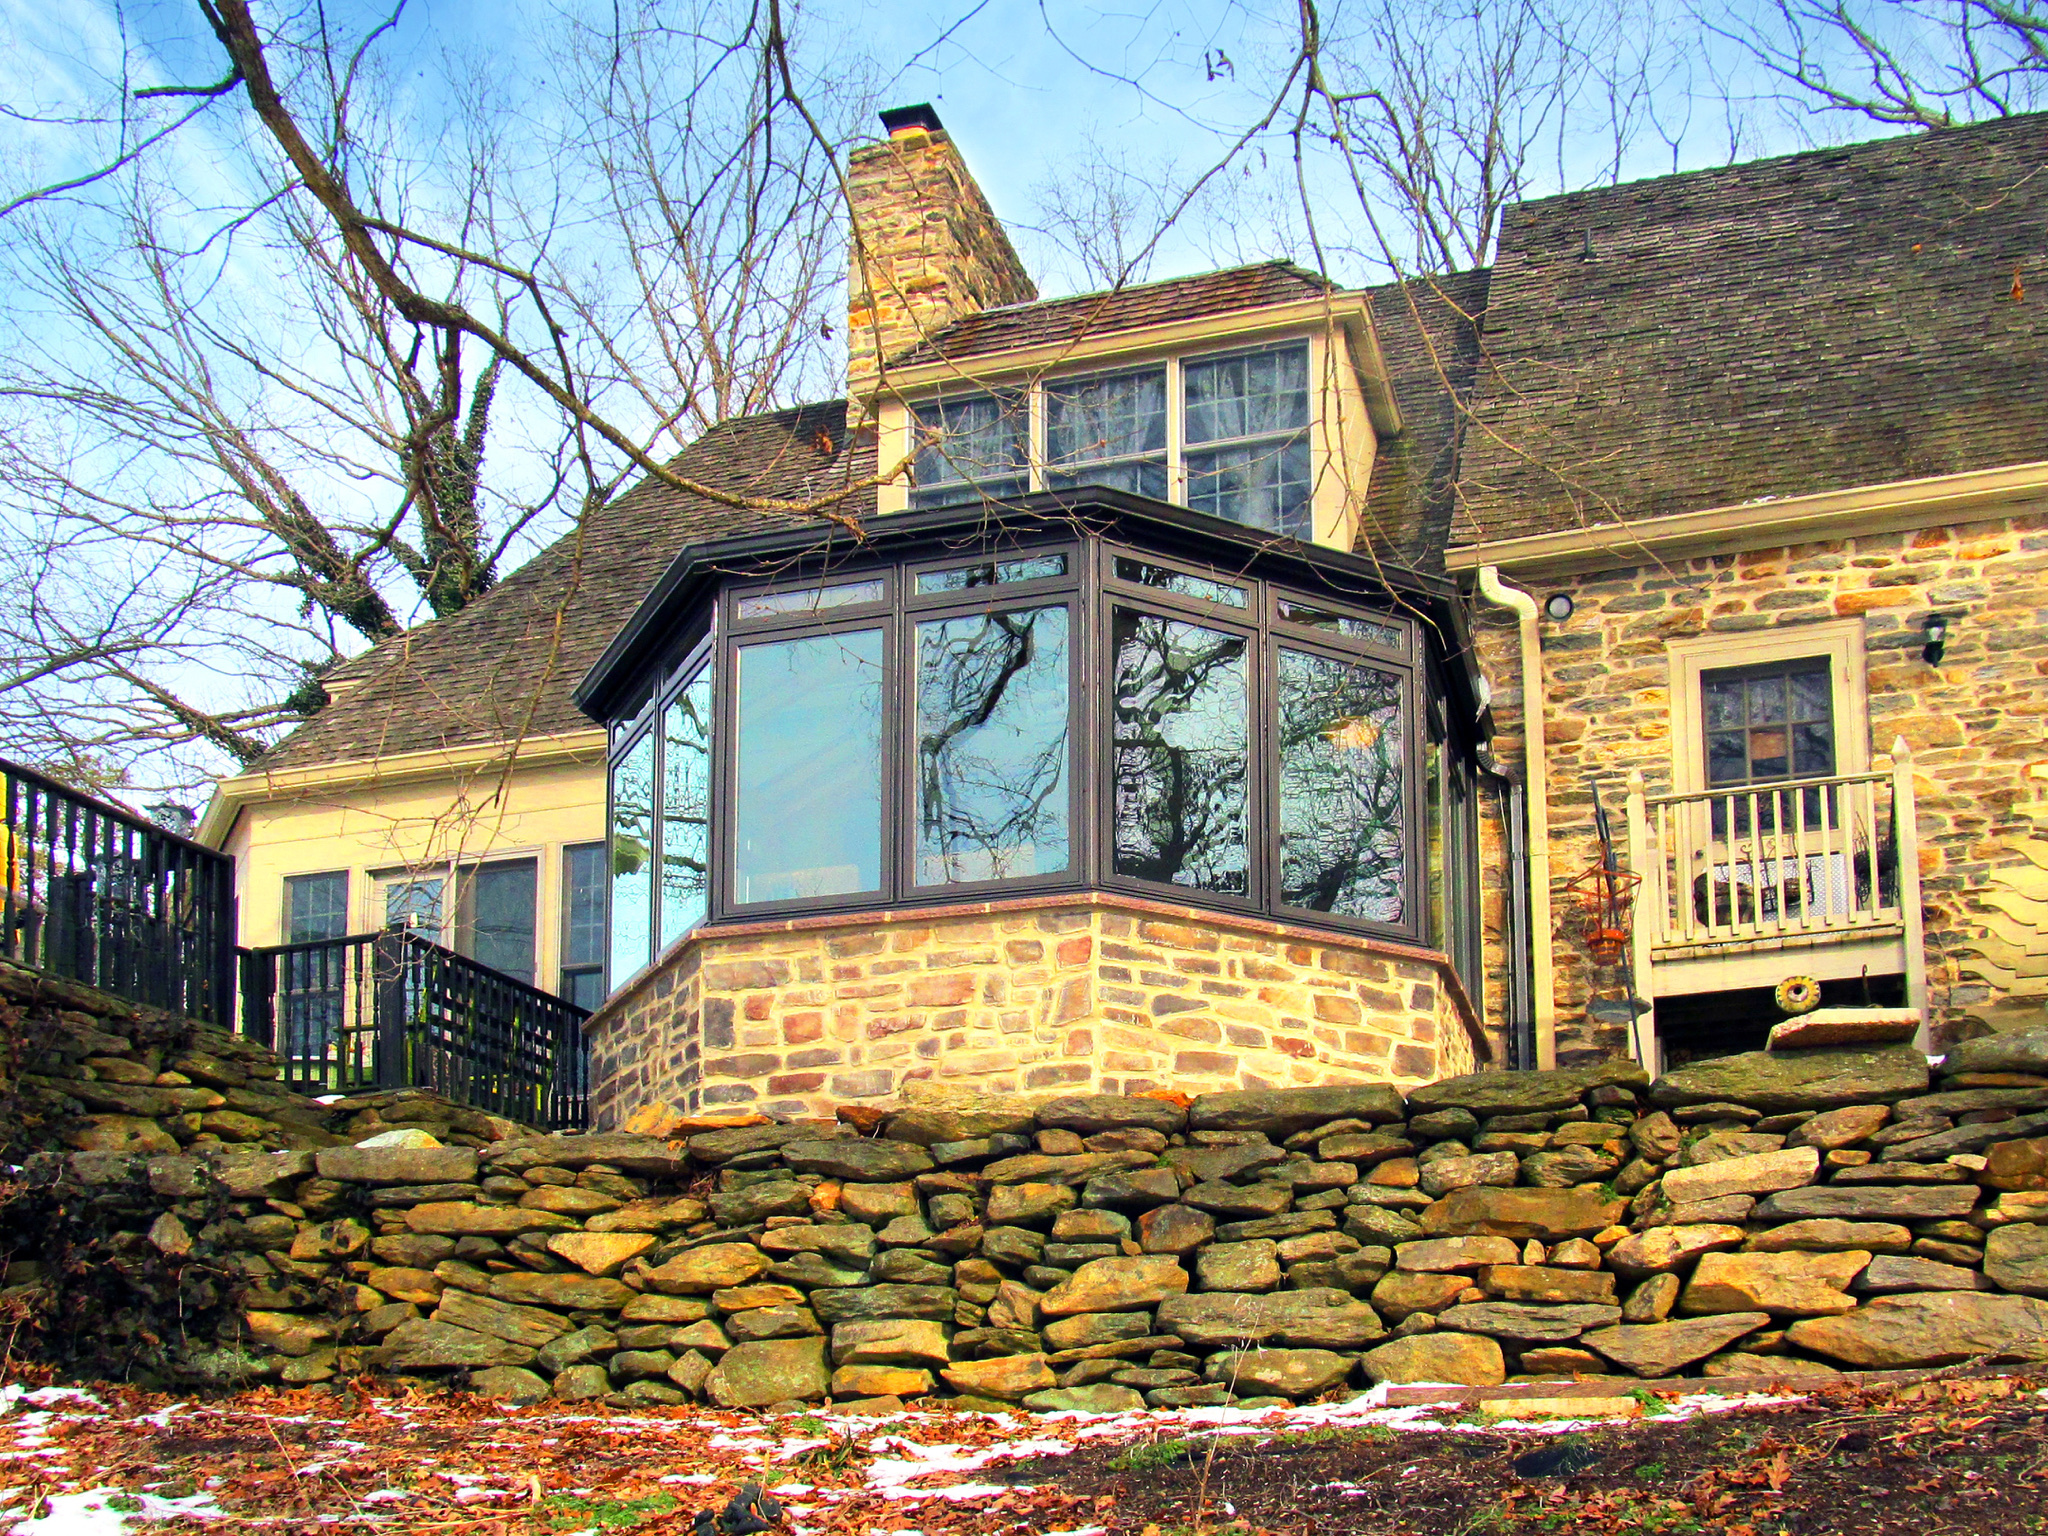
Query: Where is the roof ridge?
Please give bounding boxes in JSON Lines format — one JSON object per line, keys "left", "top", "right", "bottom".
{"left": 1502, "top": 108, "right": 2048, "bottom": 232}
{"left": 965, "top": 257, "right": 1333, "bottom": 320}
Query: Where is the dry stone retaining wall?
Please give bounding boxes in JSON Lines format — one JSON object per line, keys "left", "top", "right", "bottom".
{"left": 10, "top": 959, "right": 2048, "bottom": 1410}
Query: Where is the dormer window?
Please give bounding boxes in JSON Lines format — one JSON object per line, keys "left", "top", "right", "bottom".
{"left": 905, "top": 342, "right": 1316, "bottom": 539}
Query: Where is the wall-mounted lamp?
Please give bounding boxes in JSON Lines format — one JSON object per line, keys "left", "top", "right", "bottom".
{"left": 1922, "top": 613, "right": 1950, "bottom": 666}
{"left": 1543, "top": 592, "right": 1576, "bottom": 622}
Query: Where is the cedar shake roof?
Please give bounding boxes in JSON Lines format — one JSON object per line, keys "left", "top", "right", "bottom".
{"left": 890, "top": 259, "right": 1334, "bottom": 368}
{"left": 1453, "top": 111, "right": 2048, "bottom": 546}
{"left": 1358, "top": 269, "right": 1491, "bottom": 572}
{"left": 251, "top": 403, "right": 870, "bottom": 772}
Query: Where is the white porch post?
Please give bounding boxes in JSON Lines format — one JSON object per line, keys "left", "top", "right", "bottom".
{"left": 1890, "top": 735, "right": 1931, "bottom": 1052}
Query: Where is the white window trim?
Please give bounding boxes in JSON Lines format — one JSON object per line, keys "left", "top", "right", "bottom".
{"left": 897, "top": 335, "right": 1321, "bottom": 511}
{"left": 1665, "top": 618, "right": 1870, "bottom": 794}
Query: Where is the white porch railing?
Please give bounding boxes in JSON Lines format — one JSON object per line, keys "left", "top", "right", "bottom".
{"left": 1623, "top": 734, "right": 1927, "bottom": 990}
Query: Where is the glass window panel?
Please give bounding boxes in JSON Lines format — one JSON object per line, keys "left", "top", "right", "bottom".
{"left": 910, "top": 392, "right": 1028, "bottom": 507}
{"left": 1278, "top": 649, "right": 1407, "bottom": 921}
{"left": 1793, "top": 721, "right": 1835, "bottom": 777}
{"left": 1183, "top": 346, "right": 1309, "bottom": 444}
{"left": 1747, "top": 727, "right": 1789, "bottom": 778}
{"left": 915, "top": 554, "right": 1067, "bottom": 594}
{"left": 1112, "top": 556, "right": 1248, "bottom": 608}
{"left": 915, "top": 606, "right": 1070, "bottom": 885}
{"left": 1702, "top": 678, "right": 1745, "bottom": 730}
{"left": 1276, "top": 598, "right": 1404, "bottom": 651}
{"left": 1187, "top": 437, "right": 1312, "bottom": 538}
{"left": 1044, "top": 459, "right": 1170, "bottom": 500}
{"left": 1747, "top": 678, "right": 1787, "bottom": 724}
{"left": 562, "top": 844, "right": 607, "bottom": 968}
{"left": 609, "top": 732, "right": 655, "bottom": 980}
{"left": 1048, "top": 368, "right": 1167, "bottom": 463}
{"left": 736, "top": 579, "right": 884, "bottom": 621}
{"left": 285, "top": 872, "right": 349, "bottom": 943}
{"left": 383, "top": 876, "right": 444, "bottom": 934}
{"left": 660, "top": 668, "right": 713, "bottom": 942}
{"left": 1706, "top": 733, "right": 1747, "bottom": 784}
{"left": 561, "top": 842, "right": 606, "bottom": 1004}
{"left": 1790, "top": 668, "right": 1832, "bottom": 721}
{"left": 735, "top": 629, "right": 884, "bottom": 903}
{"left": 461, "top": 860, "right": 536, "bottom": 983}
{"left": 1111, "top": 609, "right": 1249, "bottom": 893}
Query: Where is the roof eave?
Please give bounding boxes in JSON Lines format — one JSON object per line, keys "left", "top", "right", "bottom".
{"left": 574, "top": 488, "right": 1456, "bottom": 721}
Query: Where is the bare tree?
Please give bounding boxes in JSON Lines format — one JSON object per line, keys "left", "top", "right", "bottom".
{"left": 0, "top": 0, "right": 877, "bottom": 794}
{"left": 1316, "top": 0, "right": 1679, "bottom": 274}
{"left": 1715, "top": 1, "right": 2047, "bottom": 129}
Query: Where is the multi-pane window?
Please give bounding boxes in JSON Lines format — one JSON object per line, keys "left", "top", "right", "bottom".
{"left": 1183, "top": 346, "right": 1311, "bottom": 537}
{"left": 596, "top": 529, "right": 1444, "bottom": 981}
{"left": 455, "top": 859, "right": 537, "bottom": 984}
{"left": 1702, "top": 660, "right": 1835, "bottom": 785}
{"left": 909, "top": 392, "right": 1029, "bottom": 508}
{"left": 904, "top": 342, "right": 1315, "bottom": 539}
{"left": 285, "top": 871, "right": 348, "bottom": 943}
{"left": 1046, "top": 368, "right": 1168, "bottom": 499}
{"left": 560, "top": 843, "right": 606, "bottom": 1010}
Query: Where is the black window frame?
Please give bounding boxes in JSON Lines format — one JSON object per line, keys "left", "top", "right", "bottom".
{"left": 560, "top": 841, "right": 607, "bottom": 1009}
{"left": 597, "top": 516, "right": 1465, "bottom": 996}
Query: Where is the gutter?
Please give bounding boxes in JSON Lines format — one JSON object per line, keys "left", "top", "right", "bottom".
{"left": 1475, "top": 566, "right": 1557, "bottom": 1070}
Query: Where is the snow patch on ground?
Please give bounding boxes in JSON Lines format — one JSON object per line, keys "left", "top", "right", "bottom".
{"left": 5, "top": 1486, "right": 223, "bottom": 1535}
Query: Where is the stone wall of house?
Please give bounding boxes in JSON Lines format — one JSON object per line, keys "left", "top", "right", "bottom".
{"left": 12, "top": 998, "right": 2048, "bottom": 1405}
{"left": 585, "top": 894, "right": 1484, "bottom": 1131}
{"left": 1472, "top": 509, "right": 2048, "bottom": 1062}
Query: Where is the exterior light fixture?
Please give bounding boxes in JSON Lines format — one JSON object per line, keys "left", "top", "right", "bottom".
{"left": 1543, "top": 592, "right": 1575, "bottom": 622}
{"left": 1922, "top": 613, "right": 1950, "bottom": 666}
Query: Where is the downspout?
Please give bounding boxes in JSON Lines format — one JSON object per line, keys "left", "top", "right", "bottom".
{"left": 1476, "top": 567, "right": 1557, "bottom": 1070}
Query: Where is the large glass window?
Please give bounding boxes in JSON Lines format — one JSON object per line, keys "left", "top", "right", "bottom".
{"left": 1277, "top": 648, "right": 1405, "bottom": 921}
{"left": 1111, "top": 609, "right": 1251, "bottom": 894}
{"left": 609, "top": 733, "right": 655, "bottom": 982}
{"left": 661, "top": 668, "right": 713, "bottom": 939}
{"left": 1046, "top": 368, "right": 1168, "bottom": 499}
{"left": 910, "top": 392, "right": 1028, "bottom": 508}
{"left": 915, "top": 606, "right": 1071, "bottom": 885}
{"left": 457, "top": 859, "right": 537, "bottom": 984}
{"left": 594, "top": 530, "right": 1449, "bottom": 962}
{"left": 734, "top": 629, "right": 885, "bottom": 904}
{"left": 560, "top": 843, "right": 606, "bottom": 1010}
{"left": 1184, "top": 345, "right": 1312, "bottom": 538}
{"left": 281, "top": 871, "right": 349, "bottom": 1066}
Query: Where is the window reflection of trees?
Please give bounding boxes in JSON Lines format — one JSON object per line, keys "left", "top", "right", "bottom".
{"left": 1279, "top": 649, "right": 1405, "bottom": 920}
{"left": 917, "top": 608, "right": 1069, "bottom": 884}
{"left": 660, "top": 672, "right": 712, "bottom": 938}
{"left": 1112, "top": 611, "right": 1249, "bottom": 893}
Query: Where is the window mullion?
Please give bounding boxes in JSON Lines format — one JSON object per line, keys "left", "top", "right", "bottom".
{"left": 1029, "top": 379, "right": 1045, "bottom": 493}
{"left": 1166, "top": 355, "right": 1185, "bottom": 505}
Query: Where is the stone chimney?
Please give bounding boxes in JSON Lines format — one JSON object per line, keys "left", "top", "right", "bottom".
{"left": 845, "top": 105, "right": 1036, "bottom": 428}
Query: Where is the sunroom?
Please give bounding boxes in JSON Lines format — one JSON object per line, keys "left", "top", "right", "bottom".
{"left": 573, "top": 491, "right": 1494, "bottom": 1124}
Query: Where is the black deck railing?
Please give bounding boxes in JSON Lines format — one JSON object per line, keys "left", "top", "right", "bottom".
{"left": 1, "top": 758, "right": 236, "bottom": 1024}
{"left": 240, "top": 930, "right": 591, "bottom": 1128}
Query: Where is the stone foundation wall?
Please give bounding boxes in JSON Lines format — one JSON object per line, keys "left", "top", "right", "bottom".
{"left": 1473, "top": 509, "right": 2048, "bottom": 1061}
{"left": 586, "top": 893, "right": 1484, "bottom": 1130}
{"left": 11, "top": 1022, "right": 2048, "bottom": 1407}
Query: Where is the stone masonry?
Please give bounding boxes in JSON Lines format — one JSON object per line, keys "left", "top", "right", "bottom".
{"left": 844, "top": 116, "right": 1036, "bottom": 423}
{"left": 585, "top": 893, "right": 1485, "bottom": 1130}
{"left": 1473, "top": 509, "right": 2048, "bottom": 1061}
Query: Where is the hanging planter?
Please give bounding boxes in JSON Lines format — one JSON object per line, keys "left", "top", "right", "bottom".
{"left": 1564, "top": 862, "right": 1641, "bottom": 966}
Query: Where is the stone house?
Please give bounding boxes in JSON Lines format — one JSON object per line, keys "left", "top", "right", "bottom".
{"left": 203, "top": 105, "right": 2048, "bottom": 1128}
